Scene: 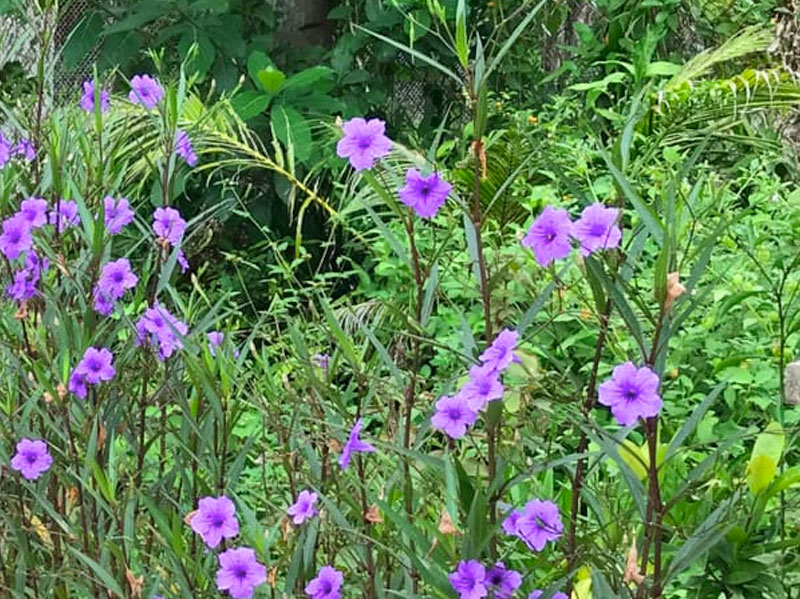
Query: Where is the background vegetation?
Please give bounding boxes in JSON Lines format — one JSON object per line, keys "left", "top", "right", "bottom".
{"left": 0, "top": 0, "right": 799, "bottom": 598}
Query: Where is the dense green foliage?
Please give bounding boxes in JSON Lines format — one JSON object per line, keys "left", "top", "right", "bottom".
{"left": 0, "top": 0, "right": 799, "bottom": 598}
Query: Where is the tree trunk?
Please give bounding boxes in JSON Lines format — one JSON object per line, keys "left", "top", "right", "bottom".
{"left": 273, "top": 0, "right": 335, "bottom": 48}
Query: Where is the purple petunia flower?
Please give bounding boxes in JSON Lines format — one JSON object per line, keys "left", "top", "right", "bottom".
{"left": 14, "top": 139, "right": 35, "bottom": 161}
{"left": 74, "top": 347, "right": 116, "bottom": 385}
{"left": 529, "top": 591, "right": 567, "bottom": 599}
{"left": 80, "top": 79, "right": 110, "bottom": 114}
{"left": 305, "top": 565, "right": 344, "bottom": 599}
{"left": 190, "top": 495, "right": 240, "bottom": 548}
{"left": 153, "top": 207, "right": 187, "bottom": 246}
{"left": 287, "top": 490, "right": 318, "bottom": 525}
{"left": 19, "top": 197, "right": 49, "bottom": 229}
{"left": 431, "top": 394, "right": 478, "bottom": 439}
{"left": 49, "top": 200, "right": 80, "bottom": 232}
{"left": 68, "top": 371, "right": 88, "bottom": 399}
{"left": 502, "top": 509, "right": 522, "bottom": 536}
{"left": 398, "top": 168, "right": 452, "bottom": 219}
{"left": 516, "top": 499, "right": 563, "bottom": 552}
{"left": 103, "top": 196, "right": 135, "bottom": 234}
{"left": 449, "top": 560, "right": 487, "bottom": 599}
{"left": 338, "top": 417, "right": 376, "bottom": 470}
{"left": 485, "top": 562, "right": 522, "bottom": 599}
{"left": 129, "top": 74, "right": 164, "bottom": 110}
{"left": 0, "top": 133, "right": 10, "bottom": 168}
{"left": 479, "top": 329, "right": 519, "bottom": 374}
{"left": 6, "top": 251, "right": 48, "bottom": 303}
{"left": 135, "top": 303, "right": 189, "bottom": 361}
{"left": 10, "top": 438, "right": 53, "bottom": 480}
{"left": 597, "top": 362, "right": 662, "bottom": 426}
{"left": 521, "top": 206, "right": 573, "bottom": 267}
{"left": 176, "top": 130, "right": 197, "bottom": 166}
{"left": 0, "top": 215, "right": 33, "bottom": 260}
{"left": 216, "top": 547, "right": 267, "bottom": 599}
{"left": 336, "top": 117, "right": 392, "bottom": 171}
{"left": 571, "top": 202, "right": 622, "bottom": 257}
{"left": 93, "top": 258, "right": 138, "bottom": 315}
{"left": 458, "top": 363, "right": 504, "bottom": 412}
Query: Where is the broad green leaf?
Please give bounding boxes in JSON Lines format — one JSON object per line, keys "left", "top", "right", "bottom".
{"left": 746, "top": 422, "right": 785, "bottom": 494}
{"left": 230, "top": 90, "right": 270, "bottom": 120}
{"left": 271, "top": 104, "right": 312, "bottom": 161}
{"left": 256, "top": 67, "right": 286, "bottom": 94}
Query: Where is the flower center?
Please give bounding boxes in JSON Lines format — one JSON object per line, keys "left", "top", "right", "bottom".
{"left": 26, "top": 453, "right": 37, "bottom": 464}
{"left": 358, "top": 137, "right": 372, "bottom": 150}
{"left": 234, "top": 566, "right": 248, "bottom": 580}
{"left": 112, "top": 272, "right": 124, "bottom": 283}
{"left": 88, "top": 359, "right": 102, "bottom": 372}
{"left": 212, "top": 515, "right": 225, "bottom": 528}
{"left": 447, "top": 408, "right": 462, "bottom": 421}
{"left": 545, "top": 231, "right": 555, "bottom": 242}
{"left": 590, "top": 223, "right": 607, "bottom": 237}
{"left": 623, "top": 387, "right": 638, "bottom": 402}
{"left": 321, "top": 581, "right": 332, "bottom": 594}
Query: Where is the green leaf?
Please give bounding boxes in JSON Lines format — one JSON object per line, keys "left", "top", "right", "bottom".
{"left": 271, "top": 104, "right": 312, "bottom": 162}
{"left": 664, "top": 383, "right": 725, "bottom": 463}
{"left": 281, "top": 66, "right": 335, "bottom": 94}
{"left": 646, "top": 61, "right": 682, "bottom": 77}
{"left": 256, "top": 67, "right": 286, "bottom": 94}
{"left": 230, "top": 90, "right": 270, "bottom": 120}
{"left": 246, "top": 50, "right": 273, "bottom": 85}
{"left": 455, "top": 0, "right": 468, "bottom": 68}
{"left": 746, "top": 422, "right": 785, "bottom": 494}
{"left": 482, "top": 0, "right": 547, "bottom": 84}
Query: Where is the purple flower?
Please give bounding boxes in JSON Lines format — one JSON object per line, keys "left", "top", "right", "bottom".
{"left": 6, "top": 251, "right": 48, "bottom": 303}
{"left": 458, "top": 363, "right": 504, "bottom": 412}
{"left": 0, "top": 215, "right": 33, "bottom": 260}
{"left": 19, "top": 197, "right": 48, "bottom": 229}
{"left": 74, "top": 347, "right": 116, "bottom": 385}
{"left": 93, "top": 258, "right": 138, "bottom": 315}
{"left": 208, "top": 331, "right": 224, "bottom": 353}
{"left": 521, "top": 206, "right": 573, "bottom": 267}
{"left": 571, "top": 202, "right": 622, "bottom": 257}
{"left": 135, "top": 303, "right": 189, "bottom": 360}
{"left": 190, "top": 495, "right": 239, "bottom": 548}
{"left": 597, "top": 362, "right": 662, "bottom": 426}
{"left": 14, "top": 139, "right": 35, "bottom": 161}
{"left": 129, "top": 74, "right": 164, "bottom": 109}
{"left": 68, "top": 371, "right": 88, "bottom": 399}
{"left": 431, "top": 394, "right": 477, "bottom": 439}
{"left": 80, "top": 79, "right": 110, "bottom": 113}
{"left": 486, "top": 562, "right": 522, "bottom": 599}
{"left": 0, "top": 133, "right": 10, "bottom": 168}
{"left": 287, "top": 490, "right": 318, "bottom": 525}
{"left": 336, "top": 117, "right": 392, "bottom": 171}
{"left": 449, "top": 560, "right": 487, "bottom": 599}
{"left": 305, "top": 565, "right": 343, "bottom": 599}
{"left": 517, "top": 499, "right": 563, "bottom": 552}
{"left": 176, "top": 130, "right": 197, "bottom": 166}
{"left": 479, "top": 329, "right": 518, "bottom": 374}
{"left": 398, "top": 168, "right": 452, "bottom": 219}
{"left": 153, "top": 207, "right": 187, "bottom": 246}
{"left": 216, "top": 547, "right": 267, "bottom": 599}
{"left": 338, "top": 417, "right": 376, "bottom": 470}
{"left": 529, "top": 591, "right": 567, "bottom": 599}
{"left": 10, "top": 438, "right": 53, "bottom": 480}
{"left": 502, "top": 509, "right": 522, "bottom": 536}
{"left": 176, "top": 249, "right": 189, "bottom": 273}
{"left": 103, "top": 196, "right": 135, "bottom": 234}
{"left": 312, "top": 353, "right": 330, "bottom": 370}
{"left": 49, "top": 200, "right": 80, "bottom": 232}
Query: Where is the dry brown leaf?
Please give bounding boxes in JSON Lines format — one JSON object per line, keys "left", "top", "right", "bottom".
{"left": 665, "top": 271, "right": 686, "bottom": 312}
{"left": 183, "top": 510, "right": 198, "bottom": 526}
{"left": 125, "top": 567, "right": 144, "bottom": 599}
{"left": 268, "top": 567, "right": 278, "bottom": 588}
{"left": 623, "top": 537, "right": 644, "bottom": 585}
{"left": 438, "top": 510, "right": 460, "bottom": 535}
{"left": 281, "top": 517, "right": 292, "bottom": 542}
{"left": 365, "top": 504, "right": 383, "bottom": 524}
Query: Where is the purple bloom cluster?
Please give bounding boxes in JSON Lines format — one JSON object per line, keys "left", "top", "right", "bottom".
{"left": 287, "top": 489, "right": 318, "bottom": 525}
{"left": 336, "top": 117, "right": 392, "bottom": 171}
{"left": 217, "top": 547, "right": 267, "bottom": 599}
{"left": 432, "top": 329, "right": 519, "bottom": 439}
{"left": 449, "top": 560, "right": 547, "bottom": 599}
{"left": 10, "top": 438, "right": 53, "bottom": 480}
{"left": 597, "top": 362, "right": 662, "bottom": 425}
{"left": 338, "top": 418, "right": 376, "bottom": 470}
{"left": 93, "top": 258, "right": 138, "bottom": 315}
{"left": 522, "top": 202, "right": 622, "bottom": 267}
{"left": 103, "top": 196, "right": 135, "bottom": 234}
{"left": 153, "top": 206, "right": 189, "bottom": 272}
{"left": 129, "top": 74, "right": 164, "bottom": 110}
{"left": 306, "top": 565, "right": 344, "bottom": 599}
{"left": 80, "top": 79, "right": 110, "bottom": 114}
{"left": 0, "top": 133, "right": 35, "bottom": 168}
{"left": 176, "top": 130, "right": 197, "bottom": 166}
{"left": 399, "top": 168, "right": 452, "bottom": 219}
{"left": 502, "top": 499, "right": 563, "bottom": 552}
{"left": 6, "top": 251, "right": 49, "bottom": 303}
{"left": 68, "top": 347, "right": 116, "bottom": 399}
{"left": 190, "top": 495, "right": 240, "bottom": 548}
{"left": 135, "top": 303, "right": 189, "bottom": 361}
